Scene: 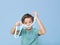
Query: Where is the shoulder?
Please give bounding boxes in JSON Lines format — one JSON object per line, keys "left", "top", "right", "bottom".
{"left": 32, "top": 28, "right": 38, "bottom": 33}
{"left": 33, "top": 28, "right": 41, "bottom": 36}
{"left": 33, "top": 28, "right": 38, "bottom": 31}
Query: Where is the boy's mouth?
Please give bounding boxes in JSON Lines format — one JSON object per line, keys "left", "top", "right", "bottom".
{"left": 27, "top": 27, "right": 32, "bottom": 30}
{"left": 23, "top": 24, "right": 32, "bottom": 28}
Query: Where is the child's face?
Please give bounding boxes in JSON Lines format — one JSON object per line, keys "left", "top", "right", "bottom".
{"left": 24, "top": 18, "right": 33, "bottom": 30}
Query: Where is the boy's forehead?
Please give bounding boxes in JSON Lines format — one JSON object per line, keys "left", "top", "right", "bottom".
{"left": 24, "top": 18, "right": 32, "bottom": 21}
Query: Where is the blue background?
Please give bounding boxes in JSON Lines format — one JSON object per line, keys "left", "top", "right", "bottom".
{"left": 0, "top": 0, "right": 60, "bottom": 45}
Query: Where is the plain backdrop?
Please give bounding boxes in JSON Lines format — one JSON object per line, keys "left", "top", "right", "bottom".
{"left": 0, "top": 0, "right": 60, "bottom": 45}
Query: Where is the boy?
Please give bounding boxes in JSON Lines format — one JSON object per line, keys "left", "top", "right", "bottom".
{"left": 10, "top": 11, "right": 46, "bottom": 45}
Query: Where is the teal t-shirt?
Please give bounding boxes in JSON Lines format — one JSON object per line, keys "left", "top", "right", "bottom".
{"left": 20, "top": 28, "right": 40, "bottom": 45}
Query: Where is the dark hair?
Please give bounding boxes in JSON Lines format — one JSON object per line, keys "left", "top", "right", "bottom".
{"left": 21, "top": 13, "right": 34, "bottom": 23}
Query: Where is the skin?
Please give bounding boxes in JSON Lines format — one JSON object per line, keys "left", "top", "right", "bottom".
{"left": 10, "top": 11, "right": 46, "bottom": 35}
{"left": 23, "top": 18, "right": 33, "bottom": 30}
{"left": 33, "top": 11, "right": 46, "bottom": 35}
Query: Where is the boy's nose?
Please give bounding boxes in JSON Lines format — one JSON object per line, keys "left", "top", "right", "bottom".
{"left": 27, "top": 24, "right": 29, "bottom": 26}
{"left": 27, "top": 24, "right": 30, "bottom": 26}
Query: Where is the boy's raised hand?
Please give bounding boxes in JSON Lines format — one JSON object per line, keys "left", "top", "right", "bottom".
{"left": 15, "top": 21, "right": 22, "bottom": 26}
{"left": 32, "top": 11, "right": 38, "bottom": 18}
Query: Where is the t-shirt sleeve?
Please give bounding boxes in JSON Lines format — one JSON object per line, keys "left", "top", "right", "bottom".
{"left": 33, "top": 28, "right": 40, "bottom": 36}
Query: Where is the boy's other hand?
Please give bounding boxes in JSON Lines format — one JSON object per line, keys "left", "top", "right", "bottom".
{"left": 15, "top": 21, "right": 22, "bottom": 26}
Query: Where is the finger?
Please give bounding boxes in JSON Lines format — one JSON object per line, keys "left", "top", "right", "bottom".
{"left": 32, "top": 11, "right": 38, "bottom": 15}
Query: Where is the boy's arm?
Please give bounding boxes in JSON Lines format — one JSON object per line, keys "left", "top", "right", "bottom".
{"left": 33, "top": 11, "right": 46, "bottom": 35}
{"left": 10, "top": 21, "right": 21, "bottom": 35}
{"left": 10, "top": 25, "right": 16, "bottom": 34}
